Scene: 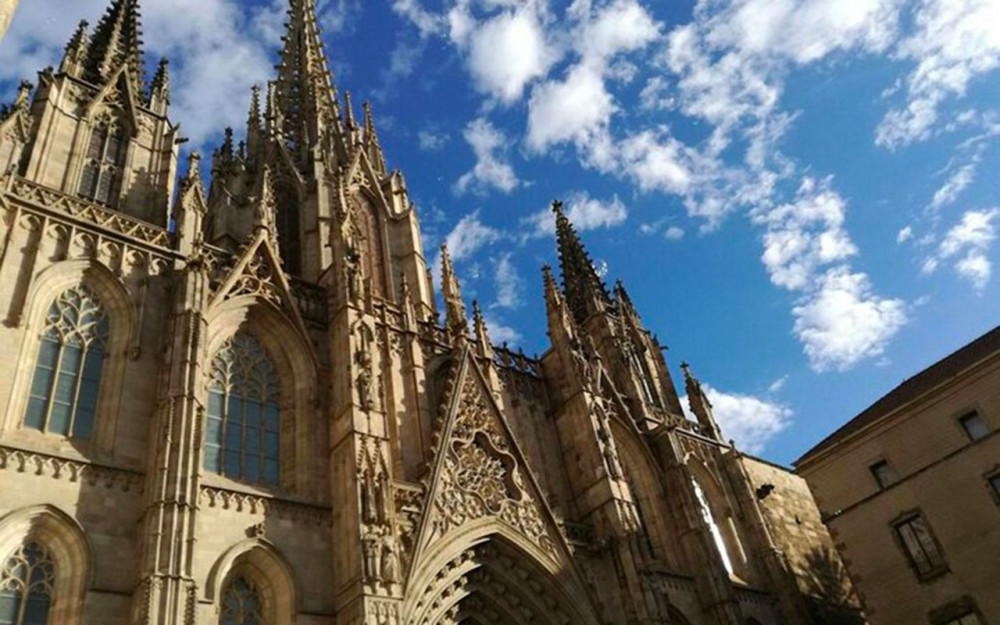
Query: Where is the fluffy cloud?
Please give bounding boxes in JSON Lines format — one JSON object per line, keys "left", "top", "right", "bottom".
{"left": 683, "top": 384, "right": 792, "bottom": 453}
{"left": 754, "top": 177, "right": 858, "bottom": 290}
{"left": 440, "top": 210, "right": 502, "bottom": 262}
{"left": 418, "top": 129, "right": 449, "bottom": 151}
{"left": 876, "top": 0, "right": 1000, "bottom": 148}
{"left": 526, "top": 64, "right": 615, "bottom": 154}
{"left": 792, "top": 268, "right": 908, "bottom": 371}
{"left": 522, "top": 192, "right": 627, "bottom": 238}
{"left": 930, "top": 160, "right": 978, "bottom": 210}
{"left": 462, "top": 8, "right": 557, "bottom": 103}
{"left": 618, "top": 130, "right": 694, "bottom": 195}
{"left": 665, "top": 226, "right": 685, "bottom": 241}
{"left": 493, "top": 252, "right": 523, "bottom": 309}
{"left": 454, "top": 118, "right": 520, "bottom": 195}
{"left": 0, "top": 0, "right": 284, "bottom": 147}
{"left": 934, "top": 208, "right": 999, "bottom": 290}
{"left": 483, "top": 315, "right": 522, "bottom": 344}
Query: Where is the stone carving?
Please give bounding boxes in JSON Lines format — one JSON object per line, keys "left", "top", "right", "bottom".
{"left": 227, "top": 246, "right": 283, "bottom": 306}
{"left": 354, "top": 322, "right": 377, "bottom": 412}
{"left": 198, "top": 486, "right": 331, "bottom": 526}
{"left": 430, "top": 372, "right": 556, "bottom": 557}
{"left": 5, "top": 176, "right": 171, "bottom": 248}
{"left": 0, "top": 446, "right": 144, "bottom": 492}
{"left": 358, "top": 436, "right": 399, "bottom": 590}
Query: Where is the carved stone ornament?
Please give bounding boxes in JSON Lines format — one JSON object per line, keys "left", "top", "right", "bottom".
{"left": 430, "top": 370, "right": 556, "bottom": 557}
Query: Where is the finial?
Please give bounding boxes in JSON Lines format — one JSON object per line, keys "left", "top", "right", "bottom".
{"left": 440, "top": 244, "right": 469, "bottom": 343}
{"left": 186, "top": 151, "right": 202, "bottom": 179}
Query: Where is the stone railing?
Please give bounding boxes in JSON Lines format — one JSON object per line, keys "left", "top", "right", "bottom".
{"left": 3, "top": 175, "right": 172, "bottom": 249}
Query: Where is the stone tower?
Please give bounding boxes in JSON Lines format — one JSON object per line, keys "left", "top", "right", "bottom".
{"left": 0, "top": 2, "right": 864, "bottom": 625}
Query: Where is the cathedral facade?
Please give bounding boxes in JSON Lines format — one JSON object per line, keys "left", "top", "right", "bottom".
{"left": 0, "top": 2, "right": 862, "bottom": 625}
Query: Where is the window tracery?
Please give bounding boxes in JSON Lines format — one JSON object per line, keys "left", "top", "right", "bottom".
{"left": 78, "top": 115, "right": 127, "bottom": 207}
{"left": 204, "top": 333, "right": 280, "bottom": 487}
{"left": 0, "top": 542, "right": 55, "bottom": 625}
{"left": 24, "top": 285, "right": 109, "bottom": 439}
{"left": 219, "top": 576, "right": 263, "bottom": 625}
{"left": 351, "top": 194, "right": 387, "bottom": 299}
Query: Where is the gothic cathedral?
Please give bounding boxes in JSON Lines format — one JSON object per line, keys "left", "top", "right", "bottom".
{"left": 0, "top": 1, "right": 863, "bottom": 625}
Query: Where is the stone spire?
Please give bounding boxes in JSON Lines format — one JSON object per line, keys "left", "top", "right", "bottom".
{"left": 60, "top": 20, "right": 90, "bottom": 77}
{"left": 147, "top": 57, "right": 169, "bottom": 115}
{"left": 553, "top": 200, "right": 610, "bottom": 324}
{"left": 246, "top": 84, "right": 263, "bottom": 160}
{"left": 681, "top": 362, "right": 723, "bottom": 441}
{"left": 273, "top": 0, "right": 339, "bottom": 161}
{"left": 84, "top": 0, "right": 145, "bottom": 91}
{"left": 440, "top": 245, "right": 468, "bottom": 344}
{"left": 362, "top": 101, "right": 387, "bottom": 175}
{"left": 472, "top": 300, "right": 493, "bottom": 359}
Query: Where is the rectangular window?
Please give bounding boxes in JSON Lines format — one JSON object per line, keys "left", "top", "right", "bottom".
{"left": 894, "top": 513, "right": 947, "bottom": 579}
{"left": 959, "top": 411, "right": 990, "bottom": 441}
{"left": 870, "top": 460, "right": 898, "bottom": 489}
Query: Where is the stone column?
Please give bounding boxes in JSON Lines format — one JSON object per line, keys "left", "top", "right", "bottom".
{"left": 0, "top": 0, "right": 19, "bottom": 43}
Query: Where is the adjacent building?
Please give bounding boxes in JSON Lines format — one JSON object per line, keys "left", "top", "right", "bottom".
{"left": 0, "top": 1, "right": 864, "bottom": 624}
{"left": 797, "top": 326, "right": 1000, "bottom": 625}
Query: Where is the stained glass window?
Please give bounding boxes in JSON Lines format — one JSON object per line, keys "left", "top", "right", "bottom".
{"left": 220, "top": 577, "right": 263, "bottom": 625}
{"left": 204, "top": 333, "right": 280, "bottom": 486}
{"left": 24, "top": 286, "right": 108, "bottom": 439}
{"left": 0, "top": 542, "right": 55, "bottom": 625}
{"left": 78, "top": 119, "right": 126, "bottom": 207}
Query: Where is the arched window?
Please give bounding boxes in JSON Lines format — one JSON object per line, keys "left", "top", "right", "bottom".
{"left": 23, "top": 286, "right": 108, "bottom": 439}
{"left": 204, "top": 333, "right": 280, "bottom": 486}
{"left": 691, "top": 477, "right": 735, "bottom": 576}
{"left": 274, "top": 184, "right": 301, "bottom": 276}
{"left": 0, "top": 542, "right": 55, "bottom": 625}
{"left": 220, "top": 576, "right": 263, "bottom": 625}
{"left": 78, "top": 119, "right": 127, "bottom": 207}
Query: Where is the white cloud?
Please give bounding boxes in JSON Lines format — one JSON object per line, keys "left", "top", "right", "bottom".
{"left": 876, "top": 0, "right": 1000, "bottom": 148}
{"left": 522, "top": 191, "right": 627, "bottom": 238}
{"left": 526, "top": 63, "right": 615, "bottom": 155}
{"left": 792, "top": 268, "right": 908, "bottom": 372}
{"left": 418, "top": 129, "right": 449, "bottom": 151}
{"left": 935, "top": 208, "right": 999, "bottom": 290}
{"left": 441, "top": 210, "right": 502, "bottom": 262}
{"left": 0, "top": 0, "right": 281, "bottom": 147}
{"left": 618, "top": 129, "right": 694, "bottom": 195}
{"left": 463, "top": 8, "right": 557, "bottom": 103}
{"left": 484, "top": 315, "right": 522, "bottom": 344}
{"left": 639, "top": 76, "right": 675, "bottom": 111}
{"left": 930, "top": 161, "right": 978, "bottom": 209}
{"left": 767, "top": 375, "right": 788, "bottom": 393}
{"left": 897, "top": 226, "right": 913, "bottom": 243}
{"left": 454, "top": 117, "right": 520, "bottom": 195}
{"left": 392, "top": 0, "right": 444, "bottom": 37}
{"left": 493, "top": 252, "right": 523, "bottom": 309}
{"left": 753, "top": 177, "right": 858, "bottom": 290}
{"left": 683, "top": 384, "right": 792, "bottom": 453}
{"left": 665, "top": 226, "right": 685, "bottom": 241}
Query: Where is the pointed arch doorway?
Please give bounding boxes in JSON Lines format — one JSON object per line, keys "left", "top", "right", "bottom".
{"left": 405, "top": 533, "right": 597, "bottom": 625}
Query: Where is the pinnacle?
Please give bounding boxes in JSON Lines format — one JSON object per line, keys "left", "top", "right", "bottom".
{"left": 85, "top": 0, "right": 146, "bottom": 92}
{"left": 552, "top": 199, "right": 611, "bottom": 323}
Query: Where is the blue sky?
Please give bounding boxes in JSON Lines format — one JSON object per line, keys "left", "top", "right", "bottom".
{"left": 3, "top": 0, "right": 999, "bottom": 464}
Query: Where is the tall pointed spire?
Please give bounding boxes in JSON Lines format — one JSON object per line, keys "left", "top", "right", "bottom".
{"left": 440, "top": 245, "right": 469, "bottom": 344}
{"left": 60, "top": 20, "right": 90, "bottom": 78}
{"left": 84, "top": 0, "right": 145, "bottom": 91}
{"left": 553, "top": 200, "right": 610, "bottom": 324}
{"left": 362, "top": 101, "right": 387, "bottom": 174}
{"left": 246, "top": 84, "right": 263, "bottom": 159}
{"left": 273, "top": 0, "right": 339, "bottom": 160}
{"left": 472, "top": 300, "right": 493, "bottom": 359}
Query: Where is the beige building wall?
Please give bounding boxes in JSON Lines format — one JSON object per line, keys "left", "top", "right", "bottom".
{"left": 797, "top": 330, "right": 1000, "bottom": 625}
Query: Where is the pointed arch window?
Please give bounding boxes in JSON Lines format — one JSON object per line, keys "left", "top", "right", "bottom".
{"left": 204, "top": 333, "right": 280, "bottom": 486}
{"left": 0, "top": 542, "right": 55, "bottom": 625}
{"left": 23, "top": 286, "right": 108, "bottom": 439}
{"left": 219, "top": 576, "right": 263, "bottom": 625}
{"left": 692, "top": 477, "right": 735, "bottom": 576}
{"left": 352, "top": 194, "right": 387, "bottom": 299}
{"left": 78, "top": 118, "right": 127, "bottom": 207}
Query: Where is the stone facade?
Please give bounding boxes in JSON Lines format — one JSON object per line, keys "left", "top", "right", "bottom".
{"left": 0, "top": 0, "right": 17, "bottom": 42}
{"left": 0, "top": 2, "right": 862, "bottom": 625}
{"left": 797, "top": 327, "right": 1000, "bottom": 625}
